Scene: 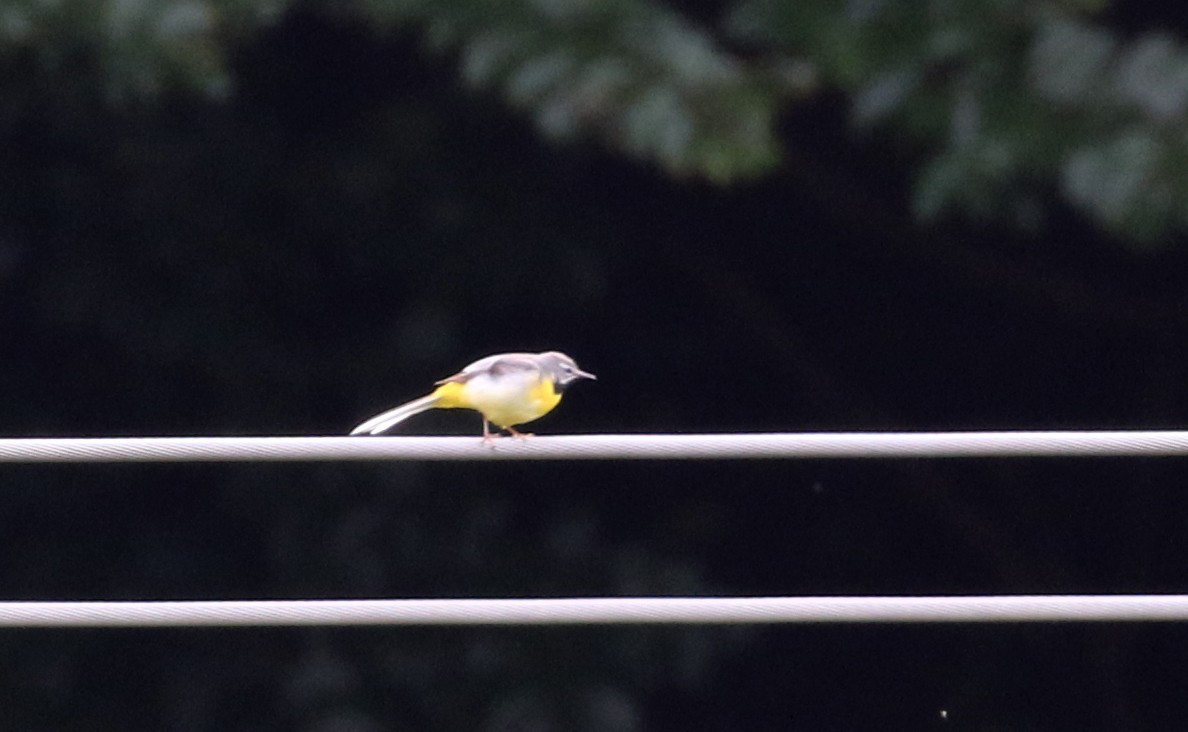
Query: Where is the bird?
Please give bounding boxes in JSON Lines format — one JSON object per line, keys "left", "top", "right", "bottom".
{"left": 349, "top": 351, "right": 596, "bottom": 439}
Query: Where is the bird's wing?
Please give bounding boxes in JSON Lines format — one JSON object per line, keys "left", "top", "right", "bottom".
{"left": 435, "top": 353, "right": 539, "bottom": 384}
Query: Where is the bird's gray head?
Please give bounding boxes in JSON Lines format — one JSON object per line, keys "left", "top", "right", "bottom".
{"left": 538, "top": 351, "right": 596, "bottom": 387}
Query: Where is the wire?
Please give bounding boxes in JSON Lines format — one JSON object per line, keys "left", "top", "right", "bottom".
{"left": 3, "top": 431, "right": 1188, "bottom": 462}
{"left": 1, "top": 595, "right": 1186, "bottom": 627}
{"left": 4, "top": 432, "right": 1183, "bottom": 628}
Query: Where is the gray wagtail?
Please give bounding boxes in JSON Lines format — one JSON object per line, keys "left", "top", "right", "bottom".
{"left": 350, "top": 351, "right": 596, "bottom": 439}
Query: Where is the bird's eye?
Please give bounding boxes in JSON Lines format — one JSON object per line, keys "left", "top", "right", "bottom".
{"left": 561, "top": 364, "right": 573, "bottom": 372}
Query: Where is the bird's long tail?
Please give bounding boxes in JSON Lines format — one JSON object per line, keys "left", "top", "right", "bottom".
{"left": 349, "top": 393, "right": 440, "bottom": 435}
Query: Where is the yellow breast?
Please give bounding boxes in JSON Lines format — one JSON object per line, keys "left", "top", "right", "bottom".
{"left": 432, "top": 374, "right": 562, "bottom": 428}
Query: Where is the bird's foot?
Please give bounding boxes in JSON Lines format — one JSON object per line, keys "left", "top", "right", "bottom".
{"left": 481, "top": 421, "right": 498, "bottom": 445}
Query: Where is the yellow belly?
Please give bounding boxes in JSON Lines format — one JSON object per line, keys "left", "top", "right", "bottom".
{"left": 432, "top": 376, "right": 561, "bottom": 428}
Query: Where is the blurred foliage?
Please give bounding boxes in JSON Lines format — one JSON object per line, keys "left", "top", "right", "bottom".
{"left": 9, "top": 0, "right": 1188, "bottom": 240}
{"left": 727, "top": 0, "right": 1188, "bottom": 242}
{"left": 360, "top": 0, "right": 785, "bottom": 183}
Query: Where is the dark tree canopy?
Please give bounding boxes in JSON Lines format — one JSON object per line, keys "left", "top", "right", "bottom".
{"left": 7, "top": 0, "right": 1188, "bottom": 240}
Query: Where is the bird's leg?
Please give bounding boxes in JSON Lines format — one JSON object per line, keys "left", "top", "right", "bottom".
{"left": 481, "top": 418, "right": 496, "bottom": 444}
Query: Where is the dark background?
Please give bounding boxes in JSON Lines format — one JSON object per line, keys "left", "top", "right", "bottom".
{"left": 3, "top": 4, "right": 1188, "bottom": 730}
